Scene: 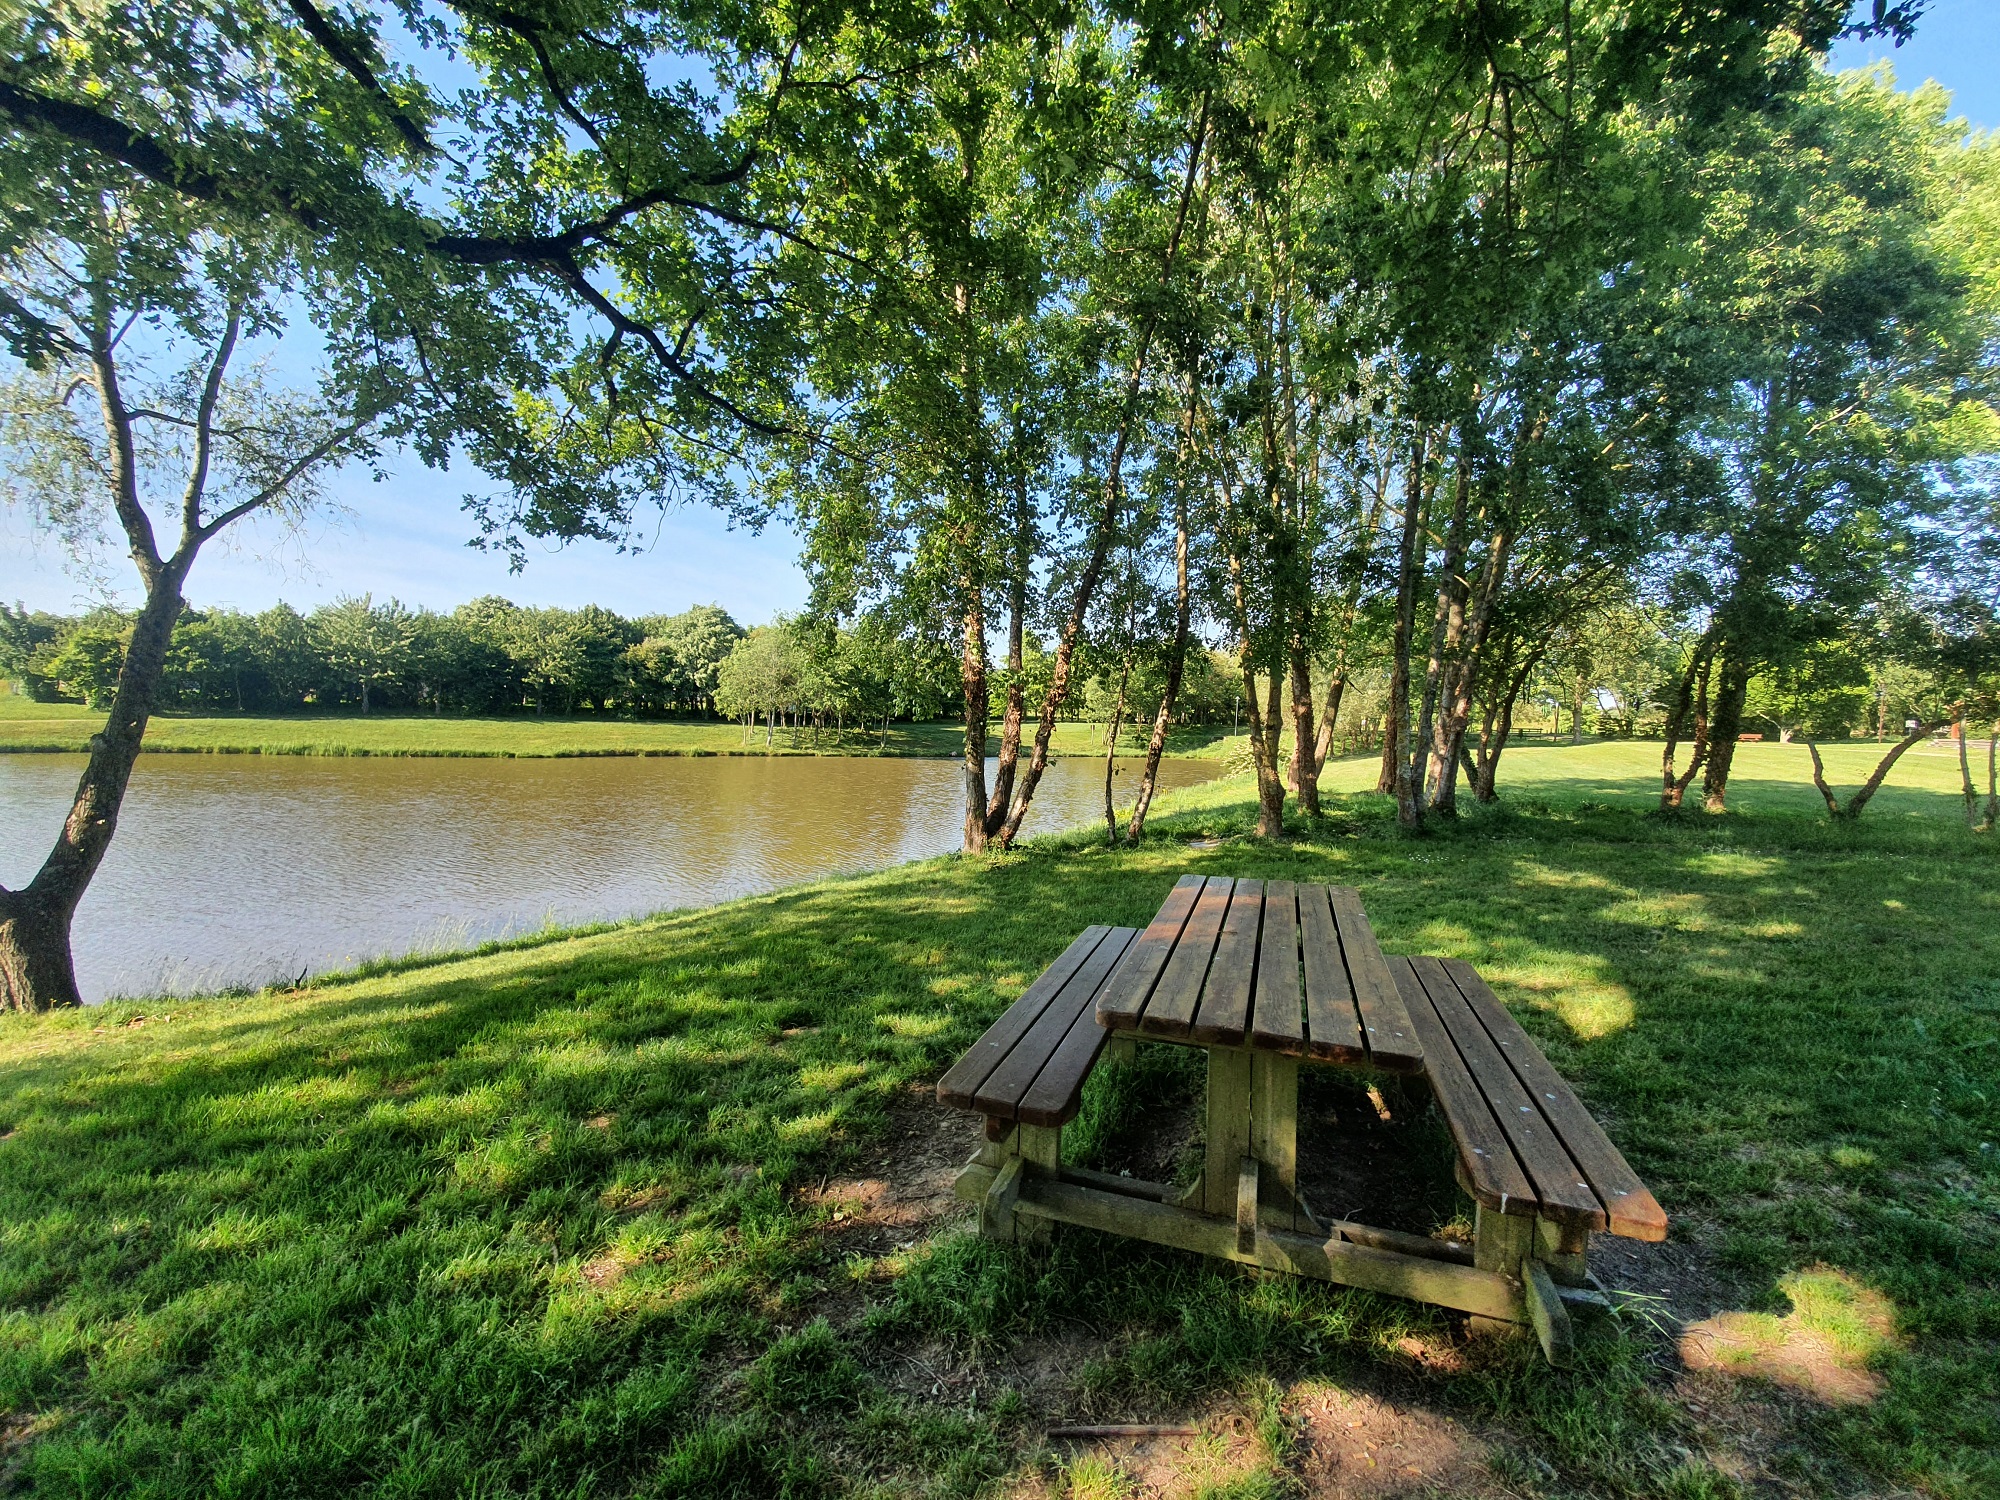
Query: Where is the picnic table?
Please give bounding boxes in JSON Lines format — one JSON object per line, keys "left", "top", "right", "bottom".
{"left": 939, "top": 874, "right": 1668, "bottom": 1364}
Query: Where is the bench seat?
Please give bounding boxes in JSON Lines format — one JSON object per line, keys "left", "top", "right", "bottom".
{"left": 1389, "top": 955, "right": 1668, "bottom": 1242}
{"left": 937, "top": 926, "right": 1139, "bottom": 1129}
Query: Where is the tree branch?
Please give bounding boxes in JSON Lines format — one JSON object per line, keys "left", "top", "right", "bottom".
{"left": 282, "top": 0, "right": 436, "bottom": 157}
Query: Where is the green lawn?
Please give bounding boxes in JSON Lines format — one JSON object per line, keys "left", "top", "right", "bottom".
{"left": 0, "top": 696, "right": 1242, "bottom": 759}
{"left": 0, "top": 762, "right": 1995, "bottom": 1497}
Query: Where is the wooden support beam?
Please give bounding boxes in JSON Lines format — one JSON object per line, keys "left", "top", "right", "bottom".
{"left": 1237, "top": 1156, "right": 1260, "bottom": 1255}
{"left": 1203, "top": 1049, "right": 1253, "bottom": 1217}
{"left": 1474, "top": 1202, "right": 1535, "bottom": 1275}
{"left": 1250, "top": 1052, "right": 1299, "bottom": 1231}
{"left": 1016, "top": 1124, "right": 1060, "bottom": 1245}
{"left": 1535, "top": 1217, "right": 1591, "bottom": 1287}
{"left": 981, "top": 1156, "right": 1024, "bottom": 1241}
{"left": 1523, "top": 1260, "right": 1575, "bottom": 1367}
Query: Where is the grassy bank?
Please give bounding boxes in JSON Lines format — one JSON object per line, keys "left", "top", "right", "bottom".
{"left": 1, "top": 768, "right": 1996, "bottom": 1497}
{"left": 0, "top": 697, "right": 1238, "bottom": 759}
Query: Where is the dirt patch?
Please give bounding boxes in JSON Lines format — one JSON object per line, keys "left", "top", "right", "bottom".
{"left": 1679, "top": 1266, "right": 1896, "bottom": 1407}
{"left": 1294, "top": 1072, "right": 1459, "bottom": 1239}
{"left": 799, "top": 1090, "right": 985, "bottom": 1254}
{"left": 1289, "top": 1383, "right": 1498, "bottom": 1498}
{"left": 584, "top": 1113, "right": 615, "bottom": 1131}
{"left": 581, "top": 1251, "right": 631, "bottom": 1289}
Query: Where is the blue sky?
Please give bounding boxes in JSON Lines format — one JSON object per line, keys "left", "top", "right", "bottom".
{"left": 3, "top": 2, "right": 1994, "bottom": 625}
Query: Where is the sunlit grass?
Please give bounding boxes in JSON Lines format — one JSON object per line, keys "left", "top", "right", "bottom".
{"left": 0, "top": 766, "right": 1994, "bottom": 1495}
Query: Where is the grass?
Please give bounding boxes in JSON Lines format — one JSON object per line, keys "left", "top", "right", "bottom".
{"left": 0, "top": 695, "right": 1240, "bottom": 759}
{"left": 0, "top": 754, "right": 1996, "bottom": 1497}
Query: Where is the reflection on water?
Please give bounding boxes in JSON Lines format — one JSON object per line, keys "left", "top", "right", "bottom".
{"left": 0, "top": 752, "right": 1217, "bottom": 1002}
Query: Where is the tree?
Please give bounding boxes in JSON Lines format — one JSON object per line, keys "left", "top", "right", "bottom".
{"left": 0, "top": 190, "right": 375, "bottom": 1009}
{"left": 313, "top": 595, "right": 412, "bottom": 713}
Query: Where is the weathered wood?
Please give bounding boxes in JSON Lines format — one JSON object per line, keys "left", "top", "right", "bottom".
{"left": 1536, "top": 1217, "right": 1591, "bottom": 1286}
{"left": 1191, "top": 880, "right": 1263, "bottom": 1044}
{"left": 1236, "top": 1156, "right": 1259, "bottom": 1254}
{"left": 1523, "top": 1260, "right": 1575, "bottom": 1367}
{"left": 1392, "top": 957, "right": 1536, "bottom": 1217}
{"left": 1096, "top": 875, "right": 1204, "bottom": 1031}
{"left": 1443, "top": 958, "right": 1669, "bottom": 1243}
{"left": 1249, "top": 879, "right": 1306, "bottom": 1053}
{"left": 1299, "top": 884, "right": 1366, "bottom": 1062}
{"left": 1016, "top": 1176, "right": 1525, "bottom": 1322}
{"left": 973, "top": 929, "right": 1135, "bottom": 1123}
{"left": 1202, "top": 1047, "right": 1253, "bottom": 1216}
{"left": 1250, "top": 1051, "right": 1299, "bottom": 1230}
{"left": 1412, "top": 958, "right": 1603, "bottom": 1230}
{"left": 1105, "top": 1034, "right": 1137, "bottom": 1068}
{"left": 1015, "top": 929, "right": 1139, "bottom": 1128}
{"left": 1474, "top": 1202, "right": 1535, "bottom": 1275}
{"left": 982, "top": 1156, "right": 1024, "bottom": 1241}
{"left": 938, "top": 927, "right": 1111, "bottom": 1110}
{"left": 1141, "top": 877, "right": 1234, "bottom": 1036}
{"left": 1327, "top": 886, "right": 1422, "bottom": 1070}
{"left": 1016, "top": 1123, "right": 1061, "bottom": 1245}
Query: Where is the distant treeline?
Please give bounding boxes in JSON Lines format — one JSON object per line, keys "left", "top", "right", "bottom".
{"left": 0, "top": 597, "right": 1259, "bottom": 728}
{"left": 0, "top": 598, "right": 757, "bottom": 717}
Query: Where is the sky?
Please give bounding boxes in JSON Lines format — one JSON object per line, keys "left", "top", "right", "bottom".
{"left": 3, "top": 0, "right": 1995, "bottom": 626}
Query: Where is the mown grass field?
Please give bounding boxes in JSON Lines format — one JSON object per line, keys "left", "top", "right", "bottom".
{"left": 0, "top": 752, "right": 1995, "bottom": 1498}
{"left": 0, "top": 696, "right": 1237, "bottom": 759}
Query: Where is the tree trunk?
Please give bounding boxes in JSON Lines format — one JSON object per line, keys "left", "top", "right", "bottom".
{"left": 1287, "top": 643, "right": 1319, "bottom": 816}
{"left": 1418, "top": 457, "right": 1473, "bottom": 817}
{"left": 1388, "top": 432, "right": 1430, "bottom": 828}
{"left": 984, "top": 478, "right": 1033, "bottom": 840}
{"left": 1128, "top": 469, "right": 1192, "bottom": 844}
{"left": 1701, "top": 654, "right": 1751, "bottom": 812}
{"left": 959, "top": 587, "right": 991, "bottom": 853}
{"left": 361, "top": 678, "right": 370, "bottom": 714}
{"left": 1103, "top": 651, "right": 1130, "bottom": 846}
{"left": 1954, "top": 713, "right": 1975, "bottom": 826}
{"left": 0, "top": 561, "right": 188, "bottom": 1010}
{"left": 1983, "top": 720, "right": 1998, "bottom": 831}
{"left": 1242, "top": 665, "right": 1286, "bottom": 837}
{"left": 1807, "top": 721, "right": 1931, "bottom": 820}
{"left": 1660, "top": 636, "right": 1715, "bottom": 811}
{"left": 1311, "top": 663, "right": 1347, "bottom": 777}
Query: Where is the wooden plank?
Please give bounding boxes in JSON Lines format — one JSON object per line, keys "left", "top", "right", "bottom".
{"left": 1299, "top": 884, "right": 1366, "bottom": 1063}
{"left": 1236, "top": 1157, "right": 1260, "bottom": 1254}
{"left": 1412, "top": 958, "right": 1604, "bottom": 1231}
{"left": 972, "top": 930, "right": 1135, "bottom": 1119}
{"left": 1443, "top": 958, "right": 1670, "bottom": 1243}
{"left": 1250, "top": 1052, "right": 1299, "bottom": 1230}
{"left": 1201, "top": 1047, "right": 1253, "bottom": 1216}
{"left": 1139, "top": 877, "right": 1235, "bottom": 1036}
{"left": 1016, "top": 929, "right": 1139, "bottom": 1128}
{"left": 1191, "top": 880, "right": 1263, "bottom": 1044}
{"left": 980, "top": 1155, "right": 1024, "bottom": 1240}
{"left": 1327, "top": 886, "right": 1423, "bottom": 1071}
{"left": 1095, "top": 876, "right": 1204, "bottom": 1032}
{"left": 1249, "top": 880, "right": 1305, "bottom": 1053}
{"left": 1523, "top": 1261, "right": 1576, "bottom": 1368}
{"left": 938, "top": 927, "right": 1111, "bottom": 1110}
{"left": 1390, "top": 957, "right": 1535, "bottom": 1217}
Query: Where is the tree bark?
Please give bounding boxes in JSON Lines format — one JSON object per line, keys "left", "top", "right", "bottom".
{"left": 1983, "top": 720, "right": 1998, "bottom": 831}
{"left": 1954, "top": 713, "right": 1975, "bottom": 827}
{"left": 983, "top": 469, "right": 1033, "bottom": 840}
{"left": 1103, "top": 648, "right": 1130, "bottom": 845}
{"left": 1807, "top": 721, "right": 1931, "bottom": 820}
{"left": 1388, "top": 430, "right": 1430, "bottom": 827}
{"left": 1660, "top": 635, "right": 1715, "bottom": 811}
{"left": 1287, "top": 642, "right": 1319, "bottom": 816}
{"left": 1701, "top": 654, "right": 1751, "bottom": 812}
{"left": 1127, "top": 440, "right": 1193, "bottom": 843}
{"left": 959, "top": 583, "right": 991, "bottom": 853}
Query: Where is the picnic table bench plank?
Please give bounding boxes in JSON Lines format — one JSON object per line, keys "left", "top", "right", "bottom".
{"left": 1014, "top": 929, "right": 1141, "bottom": 1128}
{"left": 972, "top": 928, "right": 1139, "bottom": 1120}
{"left": 1409, "top": 957, "right": 1605, "bottom": 1230}
{"left": 1140, "top": 876, "right": 1235, "bottom": 1036}
{"left": 1389, "top": 956, "right": 1537, "bottom": 1217}
{"left": 937, "top": 926, "right": 1113, "bottom": 1111}
{"left": 1192, "top": 880, "right": 1265, "bottom": 1045}
{"left": 1441, "top": 958, "right": 1669, "bottom": 1242}
{"left": 1249, "top": 880, "right": 1306, "bottom": 1053}
{"left": 1095, "top": 875, "right": 1203, "bottom": 1030}
{"left": 1299, "top": 884, "right": 1366, "bottom": 1063}
{"left": 1329, "top": 886, "right": 1423, "bottom": 1070}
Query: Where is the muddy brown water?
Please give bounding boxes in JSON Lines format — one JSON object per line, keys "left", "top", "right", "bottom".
{"left": 0, "top": 752, "right": 1218, "bottom": 1003}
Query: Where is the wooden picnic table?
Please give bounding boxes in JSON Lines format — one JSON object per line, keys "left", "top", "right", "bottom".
{"left": 940, "top": 875, "right": 1668, "bottom": 1364}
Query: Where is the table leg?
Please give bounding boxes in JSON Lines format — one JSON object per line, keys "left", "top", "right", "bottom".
{"left": 1251, "top": 1052, "right": 1299, "bottom": 1231}
{"left": 1202, "top": 1049, "right": 1253, "bottom": 1217}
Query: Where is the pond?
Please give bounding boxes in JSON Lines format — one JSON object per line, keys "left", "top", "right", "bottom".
{"left": 0, "top": 752, "right": 1220, "bottom": 1003}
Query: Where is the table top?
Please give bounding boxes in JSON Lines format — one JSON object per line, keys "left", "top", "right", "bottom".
{"left": 1094, "top": 875, "right": 1424, "bottom": 1072}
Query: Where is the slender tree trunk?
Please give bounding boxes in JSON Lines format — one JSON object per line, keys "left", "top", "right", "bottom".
{"left": 1288, "top": 643, "right": 1319, "bottom": 816}
{"left": 1808, "top": 721, "right": 1932, "bottom": 820}
{"left": 1660, "top": 636, "right": 1716, "bottom": 811}
{"left": 1954, "top": 713, "right": 1975, "bottom": 826}
{"left": 984, "top": 474, "right": 1033, "bottom": 839}
{"left": 1128, "top": 467, "right": 1192, "bottom": 844}
{"left": 1389, "top": 432, "right": 1430, "bottom": 828}
{"left": 1103, "top": 651, "right": 1130, "bottom": 846}
{"left": 1983, "top": 721, "right": 1997, "bottom": 831}
{"left": 1418, "top": 458, "right": 1472, "bottom": 816}
{"left": 1, "top": 561, "right": 189, "bottom": 1010}
{"left": 959, "top": 585, "right": 991, "bottom": 853}
{"left": 1311, "top": 660, "right": 1347, "bottom": 776}
{"left": 1702, "top": 654, "right": 1751, "bottom": 812}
